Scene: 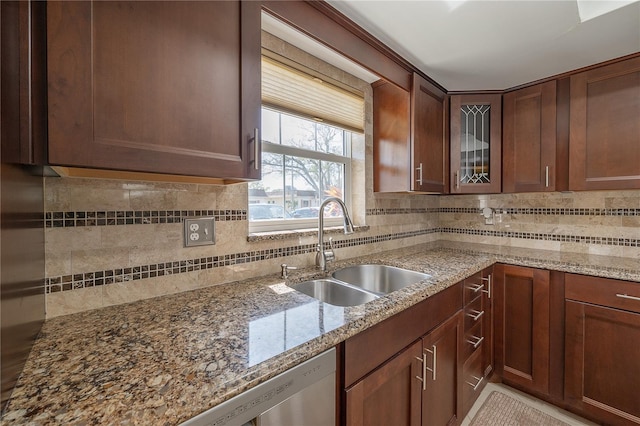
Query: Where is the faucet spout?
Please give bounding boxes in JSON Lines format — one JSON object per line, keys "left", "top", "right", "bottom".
{"left": 316, "top": 197, "right": 355, "bottom": 271}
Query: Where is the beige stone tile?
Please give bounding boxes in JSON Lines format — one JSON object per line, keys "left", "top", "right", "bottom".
{"left": 175, "top": 189, "right": 217, "bottom": 211}
{"left": 45, "top": 252, "right": 72, "bottom": 277}
{"left": 101, "top": 224, "right": 182, "bottom": 249}
{"left": 129, "top": 189, "right": 179, "bottom": 211}
{"left": 71, "top": 248, "right": 131, "bottom": 273}
{"left": 46, "top": 227, "right": 102, "bottom": 252}
{"left": 215, "top": 184, "right": 248, "bottom": 210}
{"left": 46, "top": 286, "right": 103, "bottom": 318}
{"left": 102, "top": 271, "right": 202, "bottom": 307}
{"left": 605, "top": 195, "right": 640, "bottom": 209}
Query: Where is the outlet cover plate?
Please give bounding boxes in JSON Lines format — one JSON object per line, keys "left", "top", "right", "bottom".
{"left": 183, "top": 217, "right": 215, "bottom": 247}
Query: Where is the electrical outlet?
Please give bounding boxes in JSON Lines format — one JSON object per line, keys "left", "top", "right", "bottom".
{"left": 183, "top": 217, "right": 215, "bottom": 247}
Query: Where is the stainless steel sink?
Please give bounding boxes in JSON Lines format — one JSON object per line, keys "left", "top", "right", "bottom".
{"left": 332, "top": 264, "right": 431, "bottom": 295}
{"left": 290, "top": 279, "right": 379, "bottom": 307}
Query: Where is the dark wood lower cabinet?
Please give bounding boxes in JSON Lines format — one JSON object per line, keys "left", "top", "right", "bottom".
{"left": 345, "top": 340, "right": 422, "bottom": 426}
{"left": 494, "top": 264, "right": 551, "bottom": 395}
{"left": 345, "top": 313, "right": 463, "bottom": 426}
{"left": 422, "top": 312, "right": 463, "bottom": 426}
{"left": 565, "top": 274, "right": 640, "bottom": 425}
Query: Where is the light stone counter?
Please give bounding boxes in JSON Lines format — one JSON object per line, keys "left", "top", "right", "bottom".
{"left": 3, "top": 243, "right": 639, "bottom": 425}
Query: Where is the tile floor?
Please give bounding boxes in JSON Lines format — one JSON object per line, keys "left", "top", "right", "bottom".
{"left": 461, "top": 383, "right": 598, "bottom": 426}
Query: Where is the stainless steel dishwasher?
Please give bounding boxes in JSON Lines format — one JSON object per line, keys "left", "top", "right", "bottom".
{"left": 182, "top": 348, "right": 336, "bottom": 426}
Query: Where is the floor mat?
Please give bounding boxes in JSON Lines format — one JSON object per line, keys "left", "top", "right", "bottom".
{"left": 469, "top": 391, "right": 571, "bottom": 426}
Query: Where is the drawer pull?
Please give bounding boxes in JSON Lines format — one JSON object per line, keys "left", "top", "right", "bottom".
{"left": 481, "top": 275, "right": 492, "bottom": 299}
{"left": 467, "top": 335, "right": 484, "bottom": 349}
{"left": 466, "top": 375, "right": 484, "bottom": 391}
{"left": 415, "top": 354, "right": 427, "bottom": 391}
{"left": 467, "top": 283, "right": 484, "bottom": 293}
{"left": 466, "top": 309, "right": 484, "bottom": 321}
{"left": 424, "top": 345, "right": 437, "bottom": 381}
{"left": 616, "top": 293, "right": 640, "bottom": 302}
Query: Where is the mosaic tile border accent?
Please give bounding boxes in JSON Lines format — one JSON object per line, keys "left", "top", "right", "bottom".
{"left": 45, "top": 210, "right": 246, "bottom": 227}
{"left": 45, "top": 228, "right": 438, "bottom": 293}
{"left": 441, "top": 228, "right": 640, "bottom": 247}
{"left": 366, "top": 208, "right": 439, "bottom": 215}
{"left": 440, "top": 207, "right": 640, "bottom": 216}
{"left": 46, "top": 207, "right": 640, "bottom": 228}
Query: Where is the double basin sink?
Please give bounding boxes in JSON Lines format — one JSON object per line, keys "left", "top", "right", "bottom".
{"left": 289, "top": 264, "right": 431, "bottom": 307}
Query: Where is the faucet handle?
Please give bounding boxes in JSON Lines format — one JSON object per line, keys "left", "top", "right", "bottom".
{"left": 281, "top": 263, "right": 298, "bottom": 279}
{"left": 324, "top": 237, "right": 336, "bottom": 263}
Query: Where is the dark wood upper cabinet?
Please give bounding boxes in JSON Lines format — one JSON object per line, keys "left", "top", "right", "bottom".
{"left": 411, "top": 74, "right": 449, "bottom": 193}
{"left": 373, "top": 81, "right": 411, "bottom": 193}
{"left": 503, "top": 81, "right": 557, "bottom": 193}
{"left": 1, "top": 1, "right": 47, "bottom": 166}
{"left": 373, "top": 74, "right": 448, "bottom": 193}
{"left": 494, "top": 264, "right": 551, "bottom": 396}
{"left": 569, "top": 55, "right": 640, "bottom": 190}
{"left": 450, "top": 94, "right": 502, "bottom": 193}
{"left": 46, "top": 1, "right": 261, "bottom": 181}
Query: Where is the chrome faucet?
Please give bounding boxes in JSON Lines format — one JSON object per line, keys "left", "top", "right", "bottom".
{"left": 316, "top": 197, "right": 355, "bottom": 272}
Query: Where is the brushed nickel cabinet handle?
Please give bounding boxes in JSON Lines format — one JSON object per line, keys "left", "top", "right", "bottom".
{"left": 616, "top": 293, "right": 640, "bottom": 302}
{"left": 253, "top": 128, "right": 260, "bottom": 170}
{"left": 466, "top": 309, "right": 484, "bottom": 321}
{"left": 481, "top": 275, "right": 492, "bottom": 299}
{"left": 467, "top": 375, "right": 484, "bottom": 391}
{"left": 467, "top": 335, "right": 484, "bottom": 349}
{"left": 467, "top": 283, "right": 484, "bottom": 293}
{"left": 416, "top": 163, "right": 423, "bottom": 186}
{"left": 454, "top": 171, "right": 460, "bottom": 190}
{"left": 424, "top": 345, "right": 436, "bottom": 381}
{"left": 415, "top": 354, "right": 427, "bottom": 391}
{"left": 545, "top": 166, "right": 550, "bottom": 188}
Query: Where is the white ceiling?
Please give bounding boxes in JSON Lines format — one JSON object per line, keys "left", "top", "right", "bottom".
{"left": 320, "top": 0, "right": 640, "bottom": 91}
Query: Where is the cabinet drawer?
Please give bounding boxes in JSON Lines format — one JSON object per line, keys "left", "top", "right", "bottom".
{"left": 463, "top": 320, "right": 483, "bottom": 361}
{"left": 566, "top": 274, "right": 640, "bottom": 314}
{"left": 464, "top": 272, "right": 485, "bottom": 305}
{"left": 464, "top": 295, "right": 484, "bottom": 331}
{"left": 462, "top": 347, "right": 485, "bottom": 415}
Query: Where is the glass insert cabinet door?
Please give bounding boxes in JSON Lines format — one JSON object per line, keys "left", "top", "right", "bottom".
{"left": 450, "top": 94, "right": 502, "bottom": 193}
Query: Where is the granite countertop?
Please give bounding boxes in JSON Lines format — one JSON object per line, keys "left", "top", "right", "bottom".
{"left": 3, "top": 243, "right": 640, "bottom": 425}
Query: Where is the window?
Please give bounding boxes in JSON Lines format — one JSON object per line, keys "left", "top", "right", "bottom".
{"left": 249, "top": 108, "right": 353, "bottom": 232}
{"left": 249, "top": 55, "right": 364, "bottom": 233}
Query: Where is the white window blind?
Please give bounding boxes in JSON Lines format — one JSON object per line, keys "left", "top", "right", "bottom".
{"left": 261, "top": 56, "right": 365, "bottom": 132}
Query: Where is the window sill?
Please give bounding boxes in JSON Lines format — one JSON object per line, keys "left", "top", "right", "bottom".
{"left": 247, "top": 225, "right": 370, "bottom": 243}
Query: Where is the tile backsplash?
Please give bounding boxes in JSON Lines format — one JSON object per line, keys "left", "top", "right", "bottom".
{"left": 44, "top": 177, "right": 440, "bottom": 317}
{"left": 44, "top": 180, "right": 640, "bottom": 318}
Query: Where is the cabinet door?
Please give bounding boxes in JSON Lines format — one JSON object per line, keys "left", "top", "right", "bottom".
{"left": 373, "top": 81, "right": 411, "bottom": 192}
{"left": 565, "top": 302, "right": 640, "bottom": 425}
{"left": 503, "top": 81, "right": 557, "bottom": 193}
{"left": 422, "top": 312, "right": 463, "bottom": 426}
{"left": 450, "top": 94, "right": 501, "bottom": 193}
{"left": 494, "top": 265, "right": 550, "bottom": 395}
{"left": 569, "top": 55, "right": 640, "bottom": 190}
{"left": 1, "top": 0, "right": 47, "bottom": 165}
{"left": 47, "top": 1, "right": 261, "bottom": 180}
{"left": 411, "top": 73, "right": 448, "bottom": 193}
{"left": 345, "top": 340, "right": 422, "bottom": 426}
